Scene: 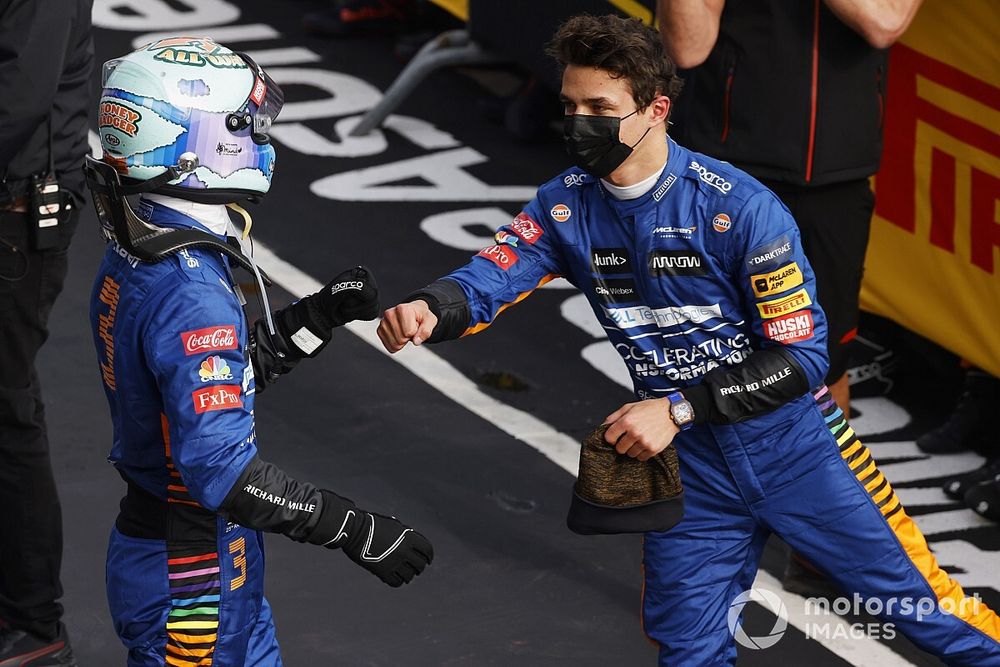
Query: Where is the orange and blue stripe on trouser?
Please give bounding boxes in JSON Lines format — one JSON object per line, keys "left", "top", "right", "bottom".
{"left": 642, "top": 387, "right": 1000, "bottom": 666}
{"left": 106, "top": 519, "right": 282, "bottom": 667}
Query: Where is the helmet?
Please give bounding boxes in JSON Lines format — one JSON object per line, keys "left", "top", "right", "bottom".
{"left": 98, "top": 37, "right": 284, "bottom": 204}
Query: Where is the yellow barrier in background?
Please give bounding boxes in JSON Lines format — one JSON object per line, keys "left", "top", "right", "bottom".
{"left": 862, "top": 0, "right": 1000, "bottom": 377}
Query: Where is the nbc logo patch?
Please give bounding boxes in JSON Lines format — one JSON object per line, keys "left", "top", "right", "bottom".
{"left": 198, "top": 355, "right": 233, "bottom": 382}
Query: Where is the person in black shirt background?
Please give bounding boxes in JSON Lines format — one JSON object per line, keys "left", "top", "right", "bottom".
{"left": 659, "top": 0, "right": 924, "bottom": 597}
{"left": 0, "top": 1, "right": 93, "bottom": 664}
{"left": 659, "top": 0, "right": 923, "bottom": 415}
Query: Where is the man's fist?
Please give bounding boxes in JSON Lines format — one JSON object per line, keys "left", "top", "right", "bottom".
{"left": 274, "top": 265, "right": 379, "bottom": 359}
{"left": 315, "top": 265, "right": 380, "bottom": 328}
{"left": 603, "top": 398, "right": 679, "bottom": 461}
{"left": 339, "top": 508, "right": 434, "bottom": 588}
{"left": 377, "top": 300, "right": 438, "bottom": 353}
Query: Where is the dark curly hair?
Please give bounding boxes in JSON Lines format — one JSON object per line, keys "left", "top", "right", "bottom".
{"left": 546, "top": 14, "right": 683, "bottom": 111}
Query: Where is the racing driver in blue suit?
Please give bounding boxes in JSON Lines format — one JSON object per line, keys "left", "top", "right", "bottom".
{"left": 378, "top": 14, "right": 1000, "bottom": 666}
{"left": 86, "top": 39, "right": 431, "bottom": 666}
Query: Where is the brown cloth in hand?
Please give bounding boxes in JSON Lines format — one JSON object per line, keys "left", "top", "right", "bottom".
{"left": 567, "top": 424, "right": 685, "bottom": 535}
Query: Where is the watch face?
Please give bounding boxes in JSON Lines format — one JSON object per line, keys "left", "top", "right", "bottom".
{"left": 672, "top": 401, "right": 693, "bottom": 424}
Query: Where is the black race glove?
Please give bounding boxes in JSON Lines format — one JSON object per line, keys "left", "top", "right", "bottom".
{"left": 221, "top": 457, "right": 433, "bottom": 588}
{"left": 249, "top": 266, "right": 379, "bottom": 391}
{"left": 275, "top": 264, "right": 380, "bottom": 358}
{"left": 329, "top": 497, "right": 434, "bottom": 587}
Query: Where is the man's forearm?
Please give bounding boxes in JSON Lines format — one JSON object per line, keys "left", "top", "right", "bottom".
{"left": 823, "top": 0, "right": 923, "bottom": 48}
{"left": 219, "top": 455, "right": 351, "bottom": 546}
{"left": 657, "top": 0, "right": 726, "bottom": 68}
{"left": 682, "top": 347, "right": 811, "bottom": 424}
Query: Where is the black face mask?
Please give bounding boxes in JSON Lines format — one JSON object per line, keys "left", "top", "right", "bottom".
{"left": 563, "top": 110, "right": 651, "bottom": 178}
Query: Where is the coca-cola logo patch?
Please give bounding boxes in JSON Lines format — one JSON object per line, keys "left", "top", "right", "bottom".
{"left": 510, "top": 213, "right": 543, "bottom": 244}
{"left": 181, "top": 325, "right": 238, "bottom": 356}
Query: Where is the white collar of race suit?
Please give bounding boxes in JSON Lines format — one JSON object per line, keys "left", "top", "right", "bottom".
{"left": 142, "top": 194, "right": 231, "bottom": 236}
{"left": 600, "top": 161, "right": 668, "bottom": 201}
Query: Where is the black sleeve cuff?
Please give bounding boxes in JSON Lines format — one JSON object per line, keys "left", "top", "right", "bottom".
{"left": 404, "top": 278, "right": 470, "bottom": 343}
{"left": 220, "top": 455, "right": 327, "bottom": 542}
{"left": 680, "top": 347, "right": 809, "bottom": 425}
{"left": 682, "top": 384, "right": 714, "bottom": 425}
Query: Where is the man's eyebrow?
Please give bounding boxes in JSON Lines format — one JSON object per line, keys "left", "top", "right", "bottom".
{"left": 559, "top": 95, "right": 616, "bottom": 106}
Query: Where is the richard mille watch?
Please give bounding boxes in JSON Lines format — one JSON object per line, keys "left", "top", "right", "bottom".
{"left": 667, "top": 391, "right": 695, "bottom": 431}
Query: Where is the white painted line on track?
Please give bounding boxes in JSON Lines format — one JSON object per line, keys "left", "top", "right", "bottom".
{"left": 754, "top": 570, "right": 911, "bottom": 667}
{"left": 131, "top": 24, "right": 282, "bottom": 50}
{"left": 250, "top": 240, "right": 915, "bottom": 667}
{"left": 250, "top": 241, "right": 582, "bottom": 475}
{"left": 880, "top": 452, "right": 984, "bottom": 482}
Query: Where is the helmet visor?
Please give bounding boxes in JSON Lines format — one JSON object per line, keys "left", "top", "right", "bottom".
{"left": 236, "top": 52, "right": 284, "bottom": 141}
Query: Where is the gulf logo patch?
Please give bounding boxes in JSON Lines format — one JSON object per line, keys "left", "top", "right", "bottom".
{"left": 550, "top": 204, "right": 571, "bottom": 222}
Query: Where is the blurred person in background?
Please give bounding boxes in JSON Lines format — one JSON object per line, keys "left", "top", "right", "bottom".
{"left": 659, "top": 0, "right": 924, "bottom": 416}
{"left": 659, "top": 0, "right": 923, "bottom": 596}
{"left": 302, "top": 0, "right": 420, "bottom": 38}
{"left": 931, "top": 366, "right": 1000, "bottom": 522}
{"left": 0, "top": 1, "right": 93, "bottom": 664}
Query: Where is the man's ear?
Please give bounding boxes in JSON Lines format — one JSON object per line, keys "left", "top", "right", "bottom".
{"left": 649, "top": 95, "right": 671, "bottom": 125}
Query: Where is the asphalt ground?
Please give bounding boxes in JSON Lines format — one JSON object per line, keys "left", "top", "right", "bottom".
{"left": 32, "top": 1, "right": 1000, "bottom": 664}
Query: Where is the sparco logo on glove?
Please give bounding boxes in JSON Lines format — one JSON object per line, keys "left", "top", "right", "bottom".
{"left": 329, "top": 281, "right": 364, "bottom": 295}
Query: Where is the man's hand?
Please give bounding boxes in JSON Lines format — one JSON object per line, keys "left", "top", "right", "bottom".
{"left": 314, "top": 265, "right": 380, "bottom": 328}
{"left": 377, "top": 300, "right": 438, "bottom": 353}
{"left": 603, "top": 398, "right": 680, "bottom": 461}
{"left": 276, "top": 265, "right": 379, "bottom": 354}
{"left": 333, "top": 502, "right": 434, "bottom": 588}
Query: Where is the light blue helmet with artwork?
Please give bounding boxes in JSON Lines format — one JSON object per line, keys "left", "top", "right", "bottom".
{"left": 98, "top": 37, "right": 283, "bottom": 204}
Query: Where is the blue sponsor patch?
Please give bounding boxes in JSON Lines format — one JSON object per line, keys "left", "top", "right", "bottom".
{"left": 746, "top": 234, "right": 793, "bottom": 271}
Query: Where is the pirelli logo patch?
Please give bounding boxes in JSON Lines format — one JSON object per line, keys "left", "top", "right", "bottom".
{"left": 751, "top": 262, "right": 803, "bottom": 297}
{"left": 763, "top": 310, "right": 815, "bottom": 344}
{"left": 757, "top": 288, "right": 812, "bottom": 319}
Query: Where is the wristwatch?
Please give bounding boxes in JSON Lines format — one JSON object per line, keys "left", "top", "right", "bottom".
{"left": 666, "top": 391, "right": 695, "bottom": 430}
